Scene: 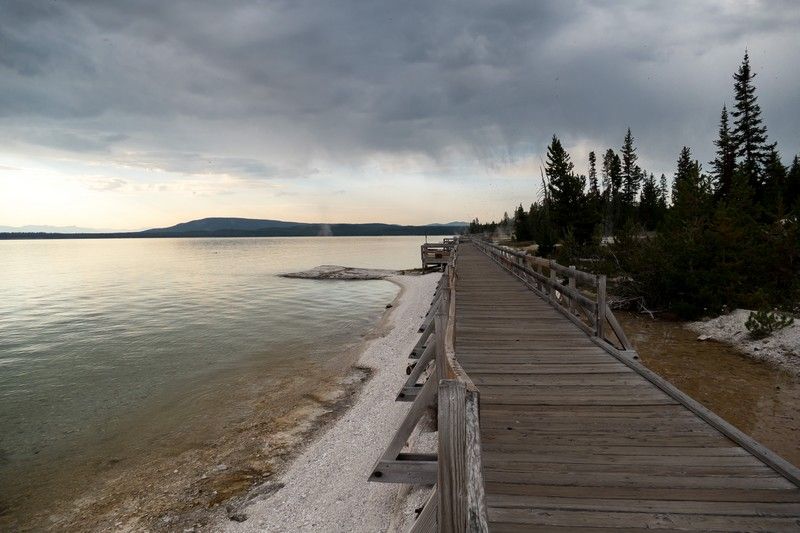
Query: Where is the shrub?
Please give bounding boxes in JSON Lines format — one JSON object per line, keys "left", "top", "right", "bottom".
{"left": 745, "top": 309, "right": 794, "bottom": 339}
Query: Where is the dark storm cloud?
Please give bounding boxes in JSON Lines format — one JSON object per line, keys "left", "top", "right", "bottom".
{"left": 111, "top": 152, "right": 284, "bottom": 180}
{"left": 1, "top": 0, "right": 798, "bottom": 179}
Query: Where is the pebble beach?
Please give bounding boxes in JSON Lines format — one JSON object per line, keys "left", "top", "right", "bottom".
{"left": 217, "top": 272, "right": 440, "bottom": 532}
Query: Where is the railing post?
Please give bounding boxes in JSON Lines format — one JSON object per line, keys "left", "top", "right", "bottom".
{"left": 549, "top": 263, "right": 557, "bottom": 303}
{"left": 435, "top": 275, "right": 449, "bottom": 382}
{"left": 465, "top": 389, "right": 488, "bottom": 532}
{"left": 437, "top": 379, "right": 467, "bottom": 533}
{"left": 596, "top": 274, "right": 607, "bottom": 340}
{"left": 568, "top": 265, "right": 576, "bottom": 314}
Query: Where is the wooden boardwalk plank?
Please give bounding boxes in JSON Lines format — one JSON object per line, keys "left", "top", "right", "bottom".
{"left": 452, "top": 242, "right": 800, "bottom": 530}
{"left": 488, "top": 507, "right": 800, "bottom": 531}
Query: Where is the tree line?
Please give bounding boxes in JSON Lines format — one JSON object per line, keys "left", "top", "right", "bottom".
{"left": 469, "top": 52, "right": 800, "bottom": 318}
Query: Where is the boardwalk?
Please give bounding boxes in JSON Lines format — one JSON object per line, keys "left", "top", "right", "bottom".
{"left": 454, "top": 242, "right": 800, "bottom": 531}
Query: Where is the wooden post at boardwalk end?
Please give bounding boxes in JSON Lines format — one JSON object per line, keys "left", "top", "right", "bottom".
{"left": 464, "top": 389, "right": 489, "bottom": 532}
{"left": 596, "top": 274, "right": 607, "bottom": 340}
{"left": 438, "top": 379, "right": 466, "bottom": 533}
{"left": 549, "top": 265, "right": 557, "bottom": 303}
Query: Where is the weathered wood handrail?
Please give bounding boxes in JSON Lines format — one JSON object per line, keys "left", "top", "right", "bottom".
{"left": 471, "top": 238, "right": 634, "bottom": 351}
{"left": 372, "top": 241, "right": 489, "bottom": 532}
{"left": 435, "top": 247, "right": 488, "bottom": 532}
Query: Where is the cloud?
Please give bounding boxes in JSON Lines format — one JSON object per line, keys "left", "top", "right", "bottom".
{"left": 81, "top": 176, "right": 127, "bottom": 191}
{"left": 110, "top": 152, "right": 285, "bottom": 180}
{"left": 0, "top": 0, "right": 798, "bottom": 189}
{"left": 25, "top": 130, "right": 127, "bottom": 153}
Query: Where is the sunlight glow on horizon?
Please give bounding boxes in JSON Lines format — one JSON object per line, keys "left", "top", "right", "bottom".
{"left": 0, "top": 151, "right": 539, "bottom": 229}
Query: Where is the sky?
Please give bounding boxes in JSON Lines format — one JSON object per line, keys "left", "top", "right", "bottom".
{"left": 1, "top": 1, "right": 799, "bottom": 230}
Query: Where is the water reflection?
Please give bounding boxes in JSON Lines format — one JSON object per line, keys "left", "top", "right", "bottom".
{"left": 0, "top": 236, "right": 428, "bottom": 525}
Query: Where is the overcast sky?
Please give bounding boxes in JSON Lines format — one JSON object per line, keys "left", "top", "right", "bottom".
{"left": 1, "top": 1, "right": 798, "bottom": 229}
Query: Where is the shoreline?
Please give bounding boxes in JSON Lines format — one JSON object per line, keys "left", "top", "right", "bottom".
{"left": 1, "top": 276, "right": 411, "bottom": 532}
{"left": 687, "top": 309, "right": 800, "bottom": 375}
{"left": 215, "top": 272, "right": 440, "bottom": 532}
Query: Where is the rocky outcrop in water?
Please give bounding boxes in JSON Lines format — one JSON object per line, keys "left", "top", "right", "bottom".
{"left": 281, "top": 265, "right": 397, "bottom": 280}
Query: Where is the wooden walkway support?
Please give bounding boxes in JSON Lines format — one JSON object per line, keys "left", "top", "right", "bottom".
{"left": 371, "top": 239, "right": 800, "bottom": 532}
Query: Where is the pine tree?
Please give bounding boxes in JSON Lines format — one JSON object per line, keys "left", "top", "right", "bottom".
{"left": 545, "top": 135, "right": 586, "bottom": 237}
{"left": 638, "top": 172, "right": 660, "bottom": 230}
{"left": 601, "top": 148, "right": 622, "bottom": 199}
{"left": 658, "top": 173, "right": 669, "bottom": 216}
{"left": 731, "top": 51, "right": 772, "bottom": 193}
{"left": 588, "top": 151, "right": 599, "bottom": 196}
{"left": 610, "top": 152, "right": 622, "bottom": 199}
{"left": 586, "top": 151, "right": 602, "bottom": 235}
{"left": 710, "top": 105, "right": 736, "bottom": 199}
{"left": 601, "top": 148, "right": 623, "bottom": 234}
{"left": 621, "top": 128, "right": 640, "bottom": 207}
{"left": 545, "top": 135, "right": 575, "bottom": 185}
{"left": 468, "top": 218, "right": 481, "bottom": 234}
{"left": 535, "top": 177, "right": 558, "bottom": 255}
{"left": 513, "top": 204, "right": 532, "bottom": 241}
{"left": 672, "top": 146, "right": 709, "bottom": 218}
{"left": 785, "top": 156, "right": 800, "bottom": 212}
{"left": 763, "top": 147, "right": 787, "bottom": 217}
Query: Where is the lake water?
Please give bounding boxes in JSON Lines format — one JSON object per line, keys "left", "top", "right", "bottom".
{"left": 0, "top": 236, "right": 431, "bottom": 526}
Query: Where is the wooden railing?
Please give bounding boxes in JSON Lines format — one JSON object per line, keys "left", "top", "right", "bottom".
{"left": 370, "top": 244, "right": 489, "bottom": 533}
{"left": 421, "top": 241, "right": 455, "bottom": 270}
{"left": 471, "top": 238, "right": 634, "bottom": 352}
{"left": 435, "top": 250, "right": 488, "bottom": 532}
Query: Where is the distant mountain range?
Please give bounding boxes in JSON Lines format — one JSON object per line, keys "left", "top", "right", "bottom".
{"left": 0, "top": 217, "right": 467, "bottom": 239}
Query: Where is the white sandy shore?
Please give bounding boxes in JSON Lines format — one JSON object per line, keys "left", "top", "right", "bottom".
{"left": 688, "top": 309, "right": 800, "bottom": 374}
{"left": 217, "top": 272, "right": 440, "bottom": 532}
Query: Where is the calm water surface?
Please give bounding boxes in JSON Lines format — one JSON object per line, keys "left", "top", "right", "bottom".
{"left": 619, "top": 312, "right": 800, "bottom": 468}
{"left": 0, "top": 236, "right": 429, "bottom": 518}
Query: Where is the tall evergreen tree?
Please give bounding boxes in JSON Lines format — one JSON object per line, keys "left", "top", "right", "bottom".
{"left": 545, "top": 135, "right": 586, "bottom": 238}
{"left": 588, "top": 151, "right": 599, "bottom": 196}
{"left": 731, "top": 51, "right": 772, "bottom": 193}
{"left": 468, "top": 218, "right": 481, "bottom": 234}
{"left": 763, "top": 147, "right": 788, "bottom": 217}
{"left": 710, "top": 105, "right": 736, "bottom": 199}
{"left": 534, "top": 177, "right": 558, "bottom": 255}
{"left": 601, "top": 148, "right": 622, "bottom": 198}
{"left": 513, "top": 204, "right": 531, "bottom": 241}
{"left": 601, "top": 148, "right": 623, "bottom": 234}
{"left": 786, "top": 156, "right": 800, "bottom": 212}
{"left": 672, "top": 146, "right": 708, "bottom": 217}
{"left": 658, "top": 173, "right": 669, "bottom": 210}
{"left": 586, "top": 151, "right": 602, "bottom": 234}
{"left": 638, "top": 172, "right": 660, "bottom": 230}
{"left": 621, "top": 128, "right": 640, "bottom": 207}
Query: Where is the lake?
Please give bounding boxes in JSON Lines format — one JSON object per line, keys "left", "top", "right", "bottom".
{"left": 0, "top": 236, "right": 431, "bottom": 527}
